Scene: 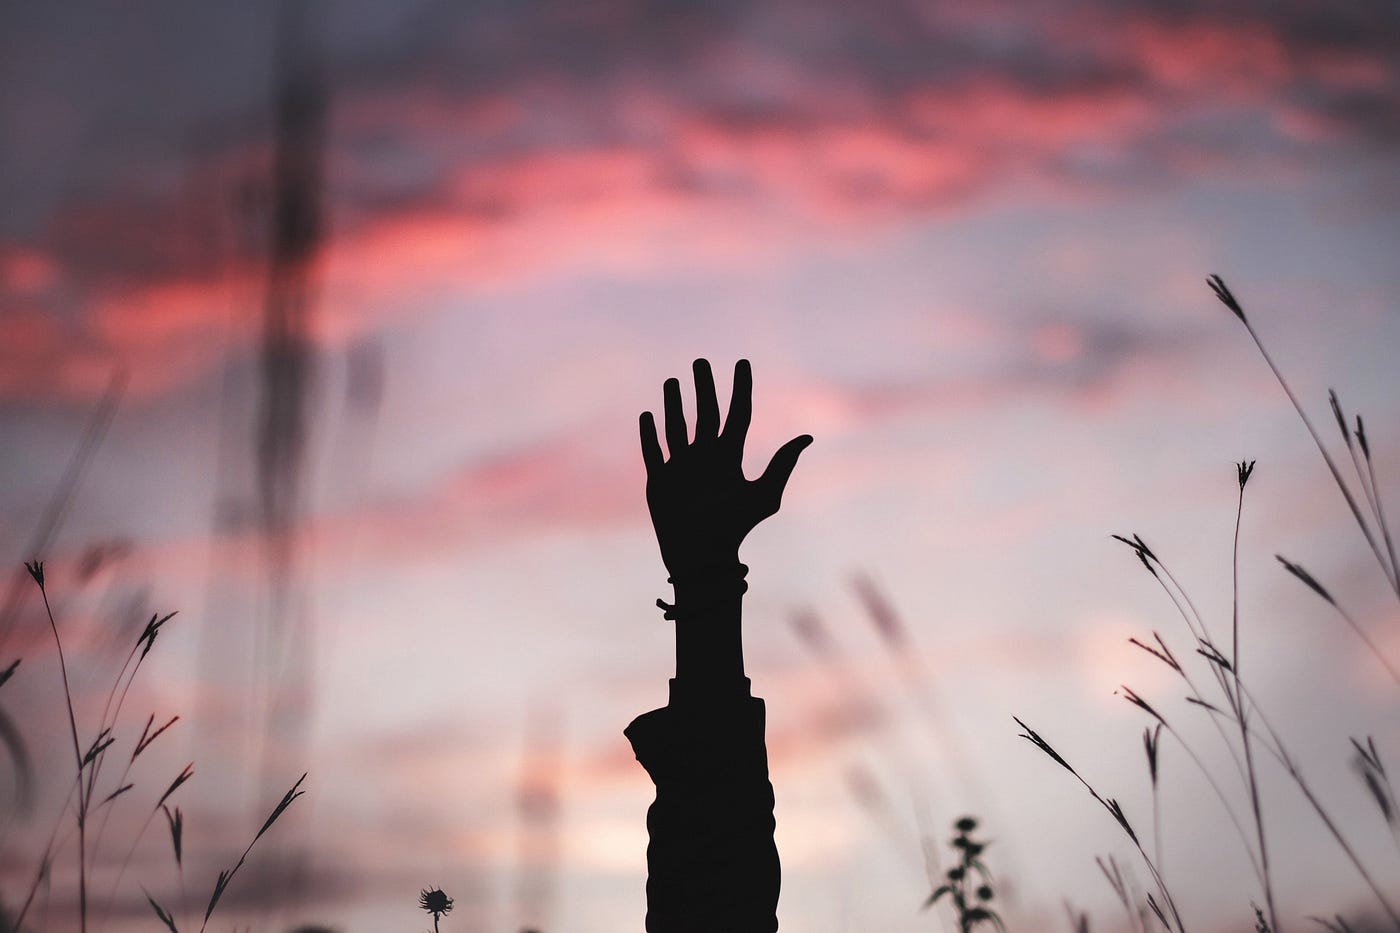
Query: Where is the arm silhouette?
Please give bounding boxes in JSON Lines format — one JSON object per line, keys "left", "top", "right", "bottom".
{"left": 627, "top": 359, "right": 811, "bottom": 933}
{"left": 639, "top": 358, "right": 811, "bottom": 688}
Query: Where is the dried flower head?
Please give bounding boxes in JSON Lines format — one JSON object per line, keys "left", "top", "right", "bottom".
{"left": 419, "top": 887, "right": 454, "bottom": 919}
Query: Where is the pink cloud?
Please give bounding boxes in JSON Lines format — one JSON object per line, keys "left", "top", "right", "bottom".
{"left": 1, "top": 249, "right": 59, "bottom": 294}
{"left": 1123, "top": 16, "right": 1292, "bottom": 94}
{"left": 5, "top": 1, "right": 1395, "bottom": 407}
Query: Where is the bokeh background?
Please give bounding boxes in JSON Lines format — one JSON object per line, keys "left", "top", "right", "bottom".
{"left": 2, "top": 1, "right": 1400, "bottom": 931}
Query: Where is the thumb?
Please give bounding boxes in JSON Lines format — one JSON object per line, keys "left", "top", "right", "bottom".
{"left": 756, "top": 434, "right": 813, "bottom": 513}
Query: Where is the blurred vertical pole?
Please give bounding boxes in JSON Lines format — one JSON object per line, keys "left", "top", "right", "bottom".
{"left": 513, "top": 705, "right": 561, "bottom": 933}
{"left": 257, "top": 0, "right": 323, "bottom": 568}
{"left": 252, "top": 0, "right": 325, "bottom": 913}
{"left": 194, "top": 0, "right": 326, "bottom": 917}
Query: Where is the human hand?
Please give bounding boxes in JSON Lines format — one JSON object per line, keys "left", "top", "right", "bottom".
{"left": 639, "top": 359, "right": 812, "bottom": 579}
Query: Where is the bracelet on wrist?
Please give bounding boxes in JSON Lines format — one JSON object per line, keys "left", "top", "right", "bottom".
{"left": 655, "top": 563, "right": 749, "bottom": 621}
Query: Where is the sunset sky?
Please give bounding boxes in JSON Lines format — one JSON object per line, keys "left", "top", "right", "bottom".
{"left": 3, "top": 1, "right": 1400, "bottom": 931}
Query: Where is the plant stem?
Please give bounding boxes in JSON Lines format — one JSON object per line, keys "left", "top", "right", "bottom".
{"left": 1326, "top": 600, "right": 1400, "bottom": 687}
{"left": 1363, "top": 450, "right": 1400, "bottom": 605}
{"left": 1232, "top": 482, "right": 1279, "bottom": 933}
{"left": 38, "top": 580, "right": 87, "bottom": 933}
{"left": 1161, "top": 722, "right": 1263, "bottom": 884}
{"left": 1138, "top": 560, "right": 1248, "bottom": 785}
{"left": 1232, "top": 678, "right": 1400, "bottom": 928}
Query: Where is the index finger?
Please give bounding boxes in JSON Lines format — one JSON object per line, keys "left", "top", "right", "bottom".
{"left": 639, "top": 411, "right": 664, "bottom": 472}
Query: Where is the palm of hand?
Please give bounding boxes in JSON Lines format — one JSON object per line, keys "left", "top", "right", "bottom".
{"left": 640, "top": 359, "right": 812, "bottom": 578}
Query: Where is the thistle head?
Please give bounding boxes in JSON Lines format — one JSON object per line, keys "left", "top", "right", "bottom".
{"left": 419, "top": 887, "right": 454, "bottom": 920}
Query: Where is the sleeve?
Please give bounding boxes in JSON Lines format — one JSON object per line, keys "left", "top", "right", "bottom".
{"left": 625, "top": 679, "right": 781, "bottom": 933}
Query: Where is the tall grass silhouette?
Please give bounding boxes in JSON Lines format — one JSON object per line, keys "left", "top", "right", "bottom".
{"left": 0, "top": 562, "right": 306, "bottom": 933}
{"left": 1016, "top": 275, "right": 1400, "bottom": 932}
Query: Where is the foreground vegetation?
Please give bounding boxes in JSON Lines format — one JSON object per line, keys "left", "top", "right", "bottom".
{"left": 0, "top": 563, "right": 305, "bottom": 933}
{"left": 1016, "top": 276, "right": 1400, "bottom": 932}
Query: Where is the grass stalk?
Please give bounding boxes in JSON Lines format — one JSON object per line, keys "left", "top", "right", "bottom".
{"left": 105, "top": 762, "right": 193, "bottom": 921}
{"left": 1118, "top": 547, "right": 1248, "bottom": 787}
{"left": 197, "top": 772, "right": 306, "bottom": 932}
{"left": 1209, "top": 276, "right": 1399, "bottom": 597}
{"left": 1118, "top": 535, "right": 1239, "bottom": 724}
{"left": 1016, "top": 717, "right": 1188, "bottom": 932}
{"left": 1146, "top": 725, "right": 1163, "bottom": 876}
{"left": 1275, "top": 556, "right": 1400, "bottom": 686}
{"left": 29, "top": 562, "right": 89, "bottom": 933}
{"left": 1358, "top": 425, "right": 1400, "bottom": 587}
{"left": 89, "top": 613, "right": 178, "bottom": 863}
{"left": 1156, "top": 716, "right": 1263, "bottom": 885}
{"left": 1202, "top": 661, "right": 1400, "bottom": 928}
{"left": 1230, "top": 465, "right": 1279, "bottom": 933}
{"left": 1351, "top": 736, "right": 1400, "bottom": 859}
{"left": 1098, "top": 854, "right": 1147, "bottom": 933}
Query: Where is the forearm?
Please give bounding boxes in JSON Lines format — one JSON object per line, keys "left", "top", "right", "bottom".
{"left": 666, "top": 561, "right": 748, "bottom": 689}
{"left": 630, "top": 359, "right": 800, "bottom": 932}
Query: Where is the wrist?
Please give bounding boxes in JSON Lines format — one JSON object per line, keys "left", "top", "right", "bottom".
{"left": 656, "top": 562, "right": 748, "bottom": 622}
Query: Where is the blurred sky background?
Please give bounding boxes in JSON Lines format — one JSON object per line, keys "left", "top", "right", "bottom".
{"left": 2, "top": 1, "right": 1400, "bottom": 931}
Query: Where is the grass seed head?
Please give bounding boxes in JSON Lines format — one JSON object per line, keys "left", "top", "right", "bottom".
{"left": 1128, "top": 635, "right": 1181, "bottom": 673}
{"left": 138, "top": 611, "right": 178, "bottom": 661}
{"left": 1207, "top": 274, "right": 1246, "bottom": 322}
{"left": 1237, "top": 459, "right": 1256, "bottom": 489}
{"left": 82, "top": 729, "right": 115, "bottom": 768}
{"left": 1355, "top": 416, "right": 1370, "bottom": 458}
{"left": 1196, "top": 639, "right": 1234, "bottom": 673}
{"left": 1147, "top": 892, "right": 1169, "bottom": 928}
{"left": 1329, "top": 390, "right": 1348, "bottom": 442}
{"left": 1014, "top": 717, "right": 1078, "bottom": 778}
{"left": 157, "top": 763, "right": 194, "bottom": 809}
{"left": 1119, "top": 686, "right": 1167, "bottom": 726}
{"left": 101, "top": 783, "right": 134, "bottom": 805}
{"left": 1105, "top": 798, "right": 1139, "bottom": 845}
{"left": 1276, "top": 555, "right": 1336, "bottom": 606}
{"left": 256, "top": 772, "right": 307, "bottom": 841}
{"left": 144, "top": 888, "right": 180, "bottom": 933}
{"left": 1144, "top": 724, "right": 1162, "bottom": 788}
{"left": 0, "top": 658, "right": 18, "bottom": 690}
{"left": 163, "top": 805, "right": 184, "bottom": 866}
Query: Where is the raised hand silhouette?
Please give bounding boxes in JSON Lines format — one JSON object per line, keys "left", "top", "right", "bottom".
{"left": 627, "top": 358, "right": 808, "bottom": 933}
{"left": 639, "top": 359, "right": 812, "bottom": 579}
